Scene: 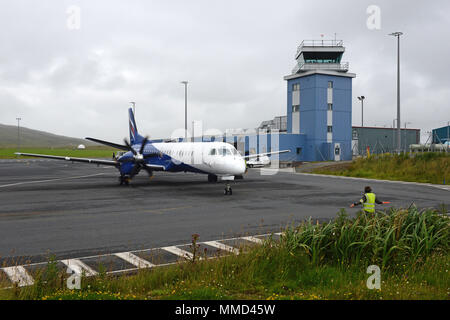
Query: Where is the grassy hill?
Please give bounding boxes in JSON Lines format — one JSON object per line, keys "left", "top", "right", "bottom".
{"left": 0, "top": 123, "right": 95, "bottom": 148}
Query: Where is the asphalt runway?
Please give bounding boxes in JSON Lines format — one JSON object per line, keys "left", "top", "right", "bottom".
{"left": 0, "top": 159, "right": 448, "bottom": 265}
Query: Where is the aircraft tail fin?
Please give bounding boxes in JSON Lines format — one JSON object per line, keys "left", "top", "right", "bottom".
{"left": 128, "top": 108, "right": 144, "bottom": 144}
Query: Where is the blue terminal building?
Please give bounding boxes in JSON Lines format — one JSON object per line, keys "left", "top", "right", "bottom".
{"left": 177, "top": 39, "right": 356, "bottom": 164}
{"left": 223, "top": 39, "right": 356, "bottom": 164}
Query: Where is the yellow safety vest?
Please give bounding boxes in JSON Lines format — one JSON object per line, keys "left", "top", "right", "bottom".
{"left": 361, "top": 193, "right": 376, "bottom": 213}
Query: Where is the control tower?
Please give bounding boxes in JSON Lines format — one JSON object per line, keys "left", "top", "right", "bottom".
{"left": 284, "top": 39, "right": 356, "bottom": 161}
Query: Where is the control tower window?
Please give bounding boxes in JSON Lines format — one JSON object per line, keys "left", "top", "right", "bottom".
{"left": 292, "top": 83, "right": 300, "bottom": 111}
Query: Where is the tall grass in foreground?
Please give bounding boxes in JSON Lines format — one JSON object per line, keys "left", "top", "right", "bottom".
{"left": 2, "top": 207, "right": 448, "bottom": 300}
{"left": 314, "top": 152, "right": 450, "bottom": 184}
{"left": 282, "top": 207, "right": 449, "bottom": 269}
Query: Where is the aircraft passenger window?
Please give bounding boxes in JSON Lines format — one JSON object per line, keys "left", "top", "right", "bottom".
{"left": 209, "top": 149, "right": 216, "bottom": 155}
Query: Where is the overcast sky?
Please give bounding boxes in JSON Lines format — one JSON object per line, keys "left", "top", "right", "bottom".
{"left": 1, "top": 0, "right": 449, "bottom": 143}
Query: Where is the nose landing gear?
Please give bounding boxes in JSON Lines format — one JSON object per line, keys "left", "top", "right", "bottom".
{"left": 224, "top": 183, "right": 232, "bottom": 195}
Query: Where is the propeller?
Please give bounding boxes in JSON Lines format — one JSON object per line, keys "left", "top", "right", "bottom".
{"left": 119, "top": 136, "right": 153, "bottom": 178}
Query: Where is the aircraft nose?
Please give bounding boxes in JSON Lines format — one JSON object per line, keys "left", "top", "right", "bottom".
{"left": 233, "top": 158, "right": 246, "bottom": 175}
{"left": 238, "top": 159, "right": 246, "bottom": 173}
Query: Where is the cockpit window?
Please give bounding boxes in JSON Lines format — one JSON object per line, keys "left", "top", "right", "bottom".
{"left": 217, "top": 147, "right": 231, "bottom": 156}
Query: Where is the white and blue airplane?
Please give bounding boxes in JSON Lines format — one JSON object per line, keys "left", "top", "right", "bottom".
{"left": 16, "top": 108, "right": 290, "bottom": 194}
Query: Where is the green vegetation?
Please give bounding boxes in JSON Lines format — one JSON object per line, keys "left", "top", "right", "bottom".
{"left": 1, "top": 207, "right": 448, "bottom": 300}
{"left": 313, "top": 153, "right": 450, "bottom": 184}
{"left": 0, "top": 147, "right": 117, "bottom": 159}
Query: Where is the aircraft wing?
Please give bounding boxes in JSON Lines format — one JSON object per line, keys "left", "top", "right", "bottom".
{"left": 15, "top": 153, "right": 119, "bottom": 166}
{"left": 245, "top": 149, "right": 291, "bottom": 159}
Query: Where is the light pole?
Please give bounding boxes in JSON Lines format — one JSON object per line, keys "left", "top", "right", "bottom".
{"left": 181, "top": 81, "right": 188, "bottom": 142}
{"left": 16, "top": 117, "right": 22, "bottom": 155}
{"left": 357, "top": 96, "right": 365, "bottom": 127}
{"left": 389, "top": 31, "right": 403, "bottom": 154}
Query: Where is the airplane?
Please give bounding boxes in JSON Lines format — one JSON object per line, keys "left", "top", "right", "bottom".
{"left": 15, "top": 108, "right": 290, "bottom": 194}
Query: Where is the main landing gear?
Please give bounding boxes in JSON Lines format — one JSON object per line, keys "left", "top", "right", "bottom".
{"left": 119, "top": 175, "right": 130, "bottom": 186}
{"left": 207, "top": 174, "right": 218, "bottom": 183}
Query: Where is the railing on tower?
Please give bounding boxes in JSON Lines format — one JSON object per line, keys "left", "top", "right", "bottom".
{"left": 296, "top": 40, "right": 344, "bottom": 56}
{"left": 292, "top": 61, "right": 349, "bottom": 74}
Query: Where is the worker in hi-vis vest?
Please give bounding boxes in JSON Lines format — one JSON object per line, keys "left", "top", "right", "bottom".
{"left": 350, "top": 186, "right": 385, "bottom": 213}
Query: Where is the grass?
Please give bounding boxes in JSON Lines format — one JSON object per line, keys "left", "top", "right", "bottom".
{"left": 1, "top": 207, "right": 448, "bottom": 300}
{"left": 313, "top": 152, "right": 450, "bottom": 185}
{"left": 0, "top": 147, "right": 117, "bottom": 159}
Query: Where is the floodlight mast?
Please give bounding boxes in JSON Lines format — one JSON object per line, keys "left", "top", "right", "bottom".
{"left": 181, "top": 81, "right": 188, "bottom": 142}
{"left": 389, "top": 32, "right": 403, "bottom": 154}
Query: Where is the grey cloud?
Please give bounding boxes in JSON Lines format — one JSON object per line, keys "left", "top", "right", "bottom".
{"left": 0, "top": 0, "right": 449, "bottom": 143}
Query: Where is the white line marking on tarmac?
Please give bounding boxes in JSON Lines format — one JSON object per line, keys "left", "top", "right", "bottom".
{"left": 61, "top": 259, "right": 98, "bottom": 276}
{"left": 241, "top": 236, "right": 264, "bottom": 244}
{"left": 0, "top": 233, "right": 284, "bottom": 289}
{"left": 204, "top": 241, "right": 240, "bottom": 255}
{"left": 295, "top": 172, "right": 450, "bottom": 191}
{"left": 162, "top": 246, "right": 193, "bottom": 260}
{"left": 0, "top": 173, "right": 106, "bottom": 188}
{"left": 2, "top": 266, "right": 34, "bottom": 287}
{"left": 115, "top": 252, "right": 155, "bottom": 269}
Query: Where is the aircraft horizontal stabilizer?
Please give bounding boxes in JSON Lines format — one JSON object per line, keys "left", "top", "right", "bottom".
{"left": 85, "top": 137, "right": 130, "bottom": 151}
{"left": 246, "top": 150, "right": 291, "bottom": 159}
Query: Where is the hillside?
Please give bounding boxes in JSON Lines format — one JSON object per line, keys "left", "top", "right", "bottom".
{"left": 0, "top": 123, "right": 95, "bottom": 148}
